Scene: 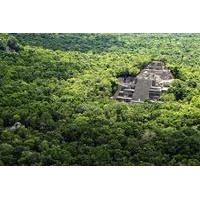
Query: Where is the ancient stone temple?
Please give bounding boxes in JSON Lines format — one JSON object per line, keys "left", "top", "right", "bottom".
{"left": 113, "top": 61, "right": 174, "bottom": 103}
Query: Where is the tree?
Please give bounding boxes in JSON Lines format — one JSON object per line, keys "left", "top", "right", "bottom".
{"left": 0, "top": 39, "right": 6, "bottom": 51}
{"left": 171, "top": 80, "right": 187, "bottom": 101}
{"left": 171, "top": 66, "right": 180, "bottom": 78}
{"left": 0, "top": 143, "right": 15, "bottom": 165}
{"left": 7, "top": 36, "right": 20, "bottom": 52}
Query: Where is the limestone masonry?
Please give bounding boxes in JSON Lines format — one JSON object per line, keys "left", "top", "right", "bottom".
{"left": 113, "top": 61, "right": 174, "bottom": 103}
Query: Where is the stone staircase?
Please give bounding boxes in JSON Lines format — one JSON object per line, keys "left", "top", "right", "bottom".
{"left": 132, "top": 78, "right": 152, "bottom": 101}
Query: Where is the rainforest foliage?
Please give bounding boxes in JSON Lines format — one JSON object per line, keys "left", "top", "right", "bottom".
{"left": 0, "top": 33, "right": 200, "bottom": 165}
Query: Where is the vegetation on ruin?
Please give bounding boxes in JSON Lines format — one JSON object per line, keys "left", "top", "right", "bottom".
{"left": 0, "top": 33, "right": 200, "bottom": 165}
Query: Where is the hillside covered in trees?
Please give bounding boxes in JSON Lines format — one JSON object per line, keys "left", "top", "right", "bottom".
{"left": 0, "top": 33, "right": 200, "bottom": 165}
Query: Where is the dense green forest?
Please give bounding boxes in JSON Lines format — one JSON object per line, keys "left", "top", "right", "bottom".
{"left": 0, "top": 33, "right": 200, "bottom": 165}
